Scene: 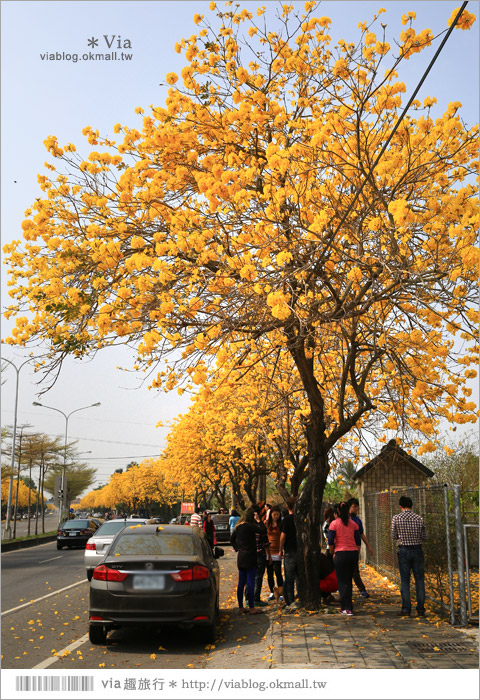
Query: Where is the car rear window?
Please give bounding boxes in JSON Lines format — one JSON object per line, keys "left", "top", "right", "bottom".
{"left": 63, "top": 520, "right": 89, "bottom": 529}
{"left": 94, "top": 521, "right": 131, "bottom": 536}
{"left": 212, "top": 515, "right": 230, "bottom": 525}
{"left": 110, "top": 533, "right": 195, "bottom": 556}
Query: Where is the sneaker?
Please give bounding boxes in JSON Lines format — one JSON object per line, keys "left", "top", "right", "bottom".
{"left": 268, "top": 593, "right": 275, "bottom": 601}
{"left": 397, "top": 611, "right": 410, "bottom": 617}
{"left": 340, "top": 609, "right": 353, "bottom": 616}
{"left": 283, "top": 604, "right": 298, "bottom": 613}
{"left": 360, "top": 590, "right": 370, "bottom": 598}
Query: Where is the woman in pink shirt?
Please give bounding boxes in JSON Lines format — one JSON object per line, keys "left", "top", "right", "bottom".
{"left": 327, "top": 502, "right": 361, "bottom": 615}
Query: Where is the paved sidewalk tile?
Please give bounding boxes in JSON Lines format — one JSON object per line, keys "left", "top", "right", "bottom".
{"left": 263, "top": 565, "right": 478, "bottom": 670}
{"left": 206, "top": 549, "right": 478, "bottom": 670}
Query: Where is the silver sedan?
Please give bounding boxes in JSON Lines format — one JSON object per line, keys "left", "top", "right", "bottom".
{"left": 84, "top": 519, "right": 148, "bottom": 580}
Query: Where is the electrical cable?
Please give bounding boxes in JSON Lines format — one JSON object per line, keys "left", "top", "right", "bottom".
{"left": 330, "top": 1, "right": 469, "bottom": 240}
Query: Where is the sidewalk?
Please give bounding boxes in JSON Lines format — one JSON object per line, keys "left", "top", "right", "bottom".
{"left": 208, "top": 550, "right": 478, "bottom": 670}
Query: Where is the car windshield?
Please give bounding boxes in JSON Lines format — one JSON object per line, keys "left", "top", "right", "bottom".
{"left": 63, "top": 520, "right": 89, "bottom": 529}
{"left": 110, "top": 533, "right": 195, "bottom": 556}
{"left": 94, "top": 521, "right": 131, "bottom": 536}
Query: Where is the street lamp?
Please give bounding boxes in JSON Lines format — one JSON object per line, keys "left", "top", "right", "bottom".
{"left": 32, "top": 401, "right": 101, "bottom": 526}
{"left": 2, "top": 357, "right": 33, "bottom": 540}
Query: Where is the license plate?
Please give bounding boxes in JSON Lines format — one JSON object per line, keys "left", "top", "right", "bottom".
{"left": 217, "top": 525, "right": 227, "bottom": 530}
{"left": 133, "top": 575, "right": 165, "bottom": 590}
{"left": 68, "top": 532, "right": 78, "bottom": 536}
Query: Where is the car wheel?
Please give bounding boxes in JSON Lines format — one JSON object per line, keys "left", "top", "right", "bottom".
{"left": 200, "top": 596, "right": 218, "bottom": 644}
{"left": 89, "top": 624, "right": 107, "bottom": 645}
{"left": 56, "top": 543, "right": 63, "bottom": 550}
{"left": 87, "top": 570, "right": 93, "bottom": 582}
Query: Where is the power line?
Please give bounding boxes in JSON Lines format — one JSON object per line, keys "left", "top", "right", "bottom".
{"left": 69, "top": 436, "right": 160, "bottom": 447}
{"left": 1, "top": 408, "right": 167, "bottom": 428}
{"left": 330, "top": 1, "right": 470, "bottom": 241}
{"left": 83, "top": 454, "right": 162, "bottom": 460}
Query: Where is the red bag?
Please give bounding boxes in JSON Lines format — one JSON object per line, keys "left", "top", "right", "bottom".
{"left": 320, "top": 570, "right": 338, "bottom": 594}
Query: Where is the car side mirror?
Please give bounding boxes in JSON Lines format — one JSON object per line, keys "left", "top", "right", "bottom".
{"left": 213, "top": 546, "right": 224, "bottom": 559}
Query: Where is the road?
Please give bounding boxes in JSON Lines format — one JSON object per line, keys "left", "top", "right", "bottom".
{"left": 1, "top": 542, "right": 272, "bottom": 670}
{"left": 2, "top": 540, "right": 86, "bottom": 610}
{"left": 3, "top": 512, "right": 58, "bottom": 540}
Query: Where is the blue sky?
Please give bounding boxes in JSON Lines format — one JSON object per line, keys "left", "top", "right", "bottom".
{"left": 1, "top": 1, "right": 478, "bottom": 489}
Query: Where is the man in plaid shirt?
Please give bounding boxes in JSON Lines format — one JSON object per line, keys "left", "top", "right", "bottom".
{"left": 391, "top": 495, "right": 427, "bottom": 618}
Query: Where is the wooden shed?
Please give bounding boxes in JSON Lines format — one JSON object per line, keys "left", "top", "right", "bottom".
{"left": 353, "top": 439, "right": 434, "bottom": 560}
{"left": 353, "top": 439, "right": 434, "bottom": 496}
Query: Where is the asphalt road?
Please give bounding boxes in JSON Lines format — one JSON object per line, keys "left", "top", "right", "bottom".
{"left": 1, "top": 542, "right": 272, "bottom": 670}
{"left": 3, "top": 512, "right": 58, "bottom": 539}
{"left": 2, "top": 540, "right": 87, "bottom": 611}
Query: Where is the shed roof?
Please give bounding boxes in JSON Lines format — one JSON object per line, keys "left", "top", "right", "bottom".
{"left": 353, "top": 440, "right": 434, "bottom": 481}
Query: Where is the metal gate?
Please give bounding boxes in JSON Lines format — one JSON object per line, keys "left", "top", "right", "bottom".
{"left": 363, "top": 483, "right": 475, "bottom": 626}
{"left": 464, "top": 523, "right": 479, "bottom": 623}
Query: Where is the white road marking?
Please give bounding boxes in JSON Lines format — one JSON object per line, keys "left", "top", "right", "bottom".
{"left": 1, "top": 579, "right": 87, "bottom": 616}
{"left": 33, "top": 633, "right": 90, "bottom": 669}
{"left": 37, "top": 555, "right": 63, "bottom": 564}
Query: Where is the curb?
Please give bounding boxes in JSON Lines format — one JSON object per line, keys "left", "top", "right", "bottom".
{"left": 1, "top": 534, "right": 57, "bottom": 552}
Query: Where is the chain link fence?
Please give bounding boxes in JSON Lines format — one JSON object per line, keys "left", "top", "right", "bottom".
{"left": 363, "top": 484, "right": 478, "bottom": 626}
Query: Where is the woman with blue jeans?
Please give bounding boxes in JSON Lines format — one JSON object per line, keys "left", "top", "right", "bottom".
{"left": 327, "top": 502, "right": 361, "bottom": 615}
{"left": 231, "top": 507, "right": 266, "bottom": 615}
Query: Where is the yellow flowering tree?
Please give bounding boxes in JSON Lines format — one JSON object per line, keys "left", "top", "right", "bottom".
{"left": 80, "top": 461, "right": 180, "bottom": 514}
{"left": 1, "top": 478, "right": 37, "bottom": 508}
{"left": 3, "top": 4, "right": 478, "bottom": 606}
{"left": 160, "top": 375, "right": 281, "bottom": 509}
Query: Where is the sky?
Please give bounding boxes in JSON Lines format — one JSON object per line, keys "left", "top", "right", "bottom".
{"left": 1, "top": 0, "right": 479, "bottom": 492}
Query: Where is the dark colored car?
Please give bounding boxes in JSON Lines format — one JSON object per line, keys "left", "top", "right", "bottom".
{"left": 90, "top": 517, "right": 105, "bottom": 528}
{"left": 88, "top": 524, "right": 224, "bottom": 645}
{"left": 57, "top": 519, "right": 99, "bottom": 550}
{"left": 211, "top": 513, "right": 231, "bottom": 543}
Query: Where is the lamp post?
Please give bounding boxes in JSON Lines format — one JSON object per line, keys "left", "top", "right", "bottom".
{"left": 32, "top": 401, "right": 101, "bottom": 526}
{"left": 2, "top": 357, "right": 33, "bottom": 540}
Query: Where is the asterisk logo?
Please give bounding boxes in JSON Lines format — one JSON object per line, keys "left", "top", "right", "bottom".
{"left": 169, "top": 681, "right": 177, "bottom": 688}
{"left": 88, "top": 37, "right": 99, "bottom": 47}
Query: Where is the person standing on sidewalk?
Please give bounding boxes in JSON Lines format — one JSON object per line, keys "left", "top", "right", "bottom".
{"left": 253, "top": 507, "right": 271, "bottom": 607}
{"left": 229, "top": 508, "right": 240, "bottom": 535}
{"left": 327, "top": 502, "right": 361, "bottom": 615}
{"left": 347, "top": 497, "right": 374, "bottom": 598}
{"left": 190, "top": 506, "right": 202, "bottom": 528}
{"left": 323, "top": 506, "right": 336, "bottom": 559}
{"left": 231, "top": 507, "right": 267, "bottom": 615}
{"left": 203, "top": 512, "right": 216, "bottom": 550}
{"left": 266, "top": 505, "right": 284, "bottom": 601}
{"left": 279, "top": 496, "right": 297, "bottom": 610}
{"left": 391, "top": 495, "right": 427, "bottom": 618}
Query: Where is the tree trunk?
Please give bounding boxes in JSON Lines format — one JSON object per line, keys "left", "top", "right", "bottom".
{"left": 275, "top": 477, "right": 290, "bottom": 502}
{"left": 295, "top": 450, "right": 329, "bottom": 609}
{"left": 287, "top": 326, "right": 329, "bottom": 609}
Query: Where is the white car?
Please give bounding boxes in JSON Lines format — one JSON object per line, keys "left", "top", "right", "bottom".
{"left": 84, "top": 518, "right": 148, "bottom": 580}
